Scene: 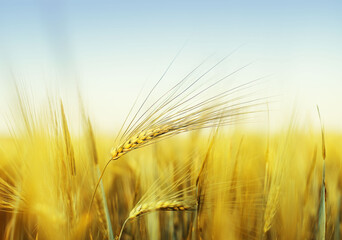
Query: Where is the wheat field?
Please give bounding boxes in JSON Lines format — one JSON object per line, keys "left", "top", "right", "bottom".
{"left": 0, "top": 71, "right": 341, "bottom": 240}
{"left": 1, "top": 1, "right": 341, "bottom": 239}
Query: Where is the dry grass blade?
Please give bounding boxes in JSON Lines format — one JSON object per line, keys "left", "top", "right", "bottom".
{"left": 334, "top": 194, "right": 340, "bottom": 240}
{"left": 317, "top": 106, "right": 326, "bottom": 240}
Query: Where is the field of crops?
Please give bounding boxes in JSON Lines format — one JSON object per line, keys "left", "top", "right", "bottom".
{"left": 0, "top": 80, "right": 341, "bottom": 240}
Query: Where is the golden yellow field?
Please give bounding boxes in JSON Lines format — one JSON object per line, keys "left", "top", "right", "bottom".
{"left": 0, "top": 84, "right": 341, "bottom": 240}
{"left": 1, "top": 0, "right": 342, "bottom": 239}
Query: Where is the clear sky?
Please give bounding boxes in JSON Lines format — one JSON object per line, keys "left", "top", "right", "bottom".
{"left": 0, "top": 0, "right": 341, "bottom": 134}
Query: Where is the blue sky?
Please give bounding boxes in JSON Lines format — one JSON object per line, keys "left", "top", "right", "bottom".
{"left": 0, "top": 1, "right": 341, "bottom": 133}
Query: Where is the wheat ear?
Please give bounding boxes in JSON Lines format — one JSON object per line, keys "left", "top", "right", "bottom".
{"left": 89, "top": 57, "right": 267, "bottom": 214}
{"left": 117, "top": 158, "right": 198, "bottom": 239}
{"left": 117, "top": 200, "right": 196, "bottom": 240}
{"left": 111, "top": 125, "right": 172, "bottom": 160}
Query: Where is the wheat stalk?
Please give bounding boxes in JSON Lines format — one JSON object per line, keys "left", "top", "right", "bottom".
{"left": 79, "top": 94, "right": 114, "bottom": 240}
{"left": 317, "top": 106, "right": 326, "bottom": 240}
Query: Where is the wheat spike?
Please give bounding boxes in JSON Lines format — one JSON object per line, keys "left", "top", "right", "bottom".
{"left": 90, "top": 57, "right": 267, "bottom": 218}
{"left": 60, "top": 101, "right": 76, "bottom": 176}
{"left": 117, "top": 158, "right": 198, "bottom": 239}
{"left": 111, "top": 125, "right": 172, "bottom": 160}
{"left": 129, "top": 200, "right": 196, "bottom": 220}
{"left": 110, "top": 57, "right": 267, "bottom": 162}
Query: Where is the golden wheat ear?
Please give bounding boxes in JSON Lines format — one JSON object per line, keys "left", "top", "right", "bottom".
{"left": 111, "top": 54, "right": 268, "bottom": 163}
{"left": 90, "top": 56, "right": 268, "bottom": 214}
{"left": 117, "top": 157, "right": 198, "bottom": 239}
{"left": 110, "top": 82, "right": 267, "bottom": 162}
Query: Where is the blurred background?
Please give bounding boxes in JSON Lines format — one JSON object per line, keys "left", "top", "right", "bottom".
{"left": 0, "top": 0, "right": 341, "bottom": 135}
